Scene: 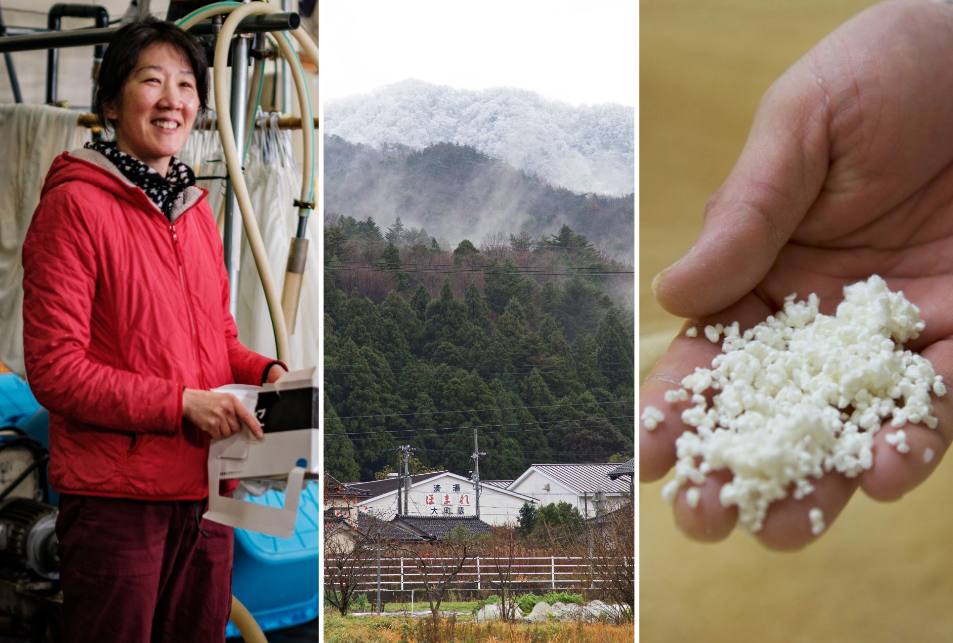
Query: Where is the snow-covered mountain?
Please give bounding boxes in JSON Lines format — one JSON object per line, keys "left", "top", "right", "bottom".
{"left": 324, "top": 79, "right": 634, "bottom": 196}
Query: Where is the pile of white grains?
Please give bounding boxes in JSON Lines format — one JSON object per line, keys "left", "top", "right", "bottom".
{"left": 654, "top": 276, "right": 945, "bottom": 533}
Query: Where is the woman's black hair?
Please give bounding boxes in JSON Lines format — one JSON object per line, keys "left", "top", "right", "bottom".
{"left": 93, "top": 17, "right": 208, "bottom": 132}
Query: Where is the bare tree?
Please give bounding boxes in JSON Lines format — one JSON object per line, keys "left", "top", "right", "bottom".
{"left": 398, "top": 528, "right": 473, "bottom": 641}
{"left": 323, "top": 516, "right": 385, "bottom": 616}
{"left": 479, "top": 230, "right": 510, "bottom": 258}
{"left": 483, "top": 527, "right": 525, "bottom": 621}
{"left": 582, "top": 502, "right": 634, "bottom": 621}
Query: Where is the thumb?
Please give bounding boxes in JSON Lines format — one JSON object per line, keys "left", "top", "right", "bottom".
{"left": 653, "top": 69, "right": 830, "bottom": 319}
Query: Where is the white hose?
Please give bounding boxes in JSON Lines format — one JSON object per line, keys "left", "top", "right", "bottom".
{"left": 178, "top": 1, "right": 318, "bottom": 362}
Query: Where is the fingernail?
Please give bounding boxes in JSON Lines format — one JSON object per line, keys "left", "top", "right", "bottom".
{"left": 651, "top": 269, "right": 667, "bottom": 297}
{"left": 653, "top": 247, "right": 695, "bottom": 297}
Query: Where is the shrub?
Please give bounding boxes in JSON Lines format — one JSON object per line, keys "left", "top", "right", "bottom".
{"left": 516, "top": 591, "right": 585, "bottom": 613}
{"left": 351, "top": 593, "right": 371, "bottom": 612}
{"left": 543, "top": 592, "right": 584, "bottom": 606}
{"left": 516, "top": 594, "right": 544, "bottom": 613}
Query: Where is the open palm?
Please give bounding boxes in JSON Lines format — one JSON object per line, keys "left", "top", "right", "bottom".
{"left": 642, "top": 0, "right": 953, "bottom": 549}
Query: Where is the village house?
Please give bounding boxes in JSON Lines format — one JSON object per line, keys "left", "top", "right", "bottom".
{"left": 507, "top": 463, "right": 633, "bottom": 519}
{"left": 345, "top": 470, "right": 537, "bottom": 526}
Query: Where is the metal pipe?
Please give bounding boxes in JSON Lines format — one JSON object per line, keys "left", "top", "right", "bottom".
{"left": 189, "top": 13, "right": 299, "bottom": 37}
{"left": 0, "top": 13, "right": 299, "bottom": 54}
{"left": 2, "top": 53, "right": 20, "bottom": 102}
{"left": 223, "top": 32, "right": 249, "bottom": 317}
{"left": 45, "top": 4, "right": 109, "bottom": 105}
{"left": 0, "top": 11, "right": 22, "bottom": 103}
{"left": 280, "top": 0, "right": 292, "bottom": 112}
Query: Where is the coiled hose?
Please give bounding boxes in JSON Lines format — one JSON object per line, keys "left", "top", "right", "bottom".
{"left": 176, "top": 0, "right": 318, "bottom": 361}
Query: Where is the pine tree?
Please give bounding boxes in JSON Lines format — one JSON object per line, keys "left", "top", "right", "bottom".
{"left": 324, "top": 396, "right": 360, "bottom": 481}
{"left": 410, "top": 285, "right": 430, "bottom": 321}
{"left": 385, "top": 216, "right": 405, "bottom": 245}
{"left": 596, "top": 307, "right": 634, "bottom": 393}
{"left": 381, "top": 243, "right": 401, "bottom": 270}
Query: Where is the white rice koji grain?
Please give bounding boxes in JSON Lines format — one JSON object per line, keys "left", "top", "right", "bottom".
{"left": 662, "top": 276, "right": 946, "bottom": 533}
{"left": 809, "top": 507, "right": 825, "bottom": 536}
{"left": 642, "top": 405, "right": 665, "bottom": 431}
{"left": 686, "top": 487, "right": 701, "bottom": 508}
{"left": 885, "top": 429, "right": 911, "bottom": 454}
{"left": 685, "top": 326, "right": 699, "bottom": 338}
{"left": 923, "top": 448, "right": 935, "bottom": 463}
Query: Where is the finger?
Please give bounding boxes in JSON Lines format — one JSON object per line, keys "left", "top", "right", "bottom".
{"left": 754, "top": 471, "right": 859, "bottom": 551}
{"left": 861, "top": 339, "right": 953, "bottom": 501}
{"left": 673, "top": 470, "right": 737, "bottom": 542}
{"left": 653, "top": 64, "right": 829, "bottom": 319}
{"left": 640, "top": 293, "right": 773, "bottom": 482}
{"left": 222, "top": 405, "right": 240, "bottom": 437}
{"left": 235, "top": 403, "right": 265, "bottom": 440}
{"left": 207, "top": 418, "right": 223, "bottom": 440}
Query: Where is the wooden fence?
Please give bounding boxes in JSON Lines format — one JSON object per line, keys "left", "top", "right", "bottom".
{"left": 325, "top": 555, "right": 633, "bottom": 593}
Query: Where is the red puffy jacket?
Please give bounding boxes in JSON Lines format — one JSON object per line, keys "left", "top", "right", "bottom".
{"left": 22, "top": 149, "right": 274, "bottom": 500}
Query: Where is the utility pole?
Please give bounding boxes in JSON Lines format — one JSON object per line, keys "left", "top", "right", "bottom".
{"left": 471, "top": 428, "right": 486, "bottom": 519}
{"left": 397, "top": 444, "right": 414, "bottom": 515}
{"left": 396, "top": 457, "right": 401, "bottom": 518}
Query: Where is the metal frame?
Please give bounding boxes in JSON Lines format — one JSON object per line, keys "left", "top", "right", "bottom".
{"left": 0, "top": 13, "right": 300, "bottom": 54}
{"left": 46, "top": 4, "right": 110, "bottom": 105}
{"left": 0, "top": 10, "right": 303, "bottom": 293}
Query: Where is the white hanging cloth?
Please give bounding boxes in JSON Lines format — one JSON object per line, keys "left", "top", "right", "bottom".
{"left": 180, "top": 115, "right": 318, "bottom": 371}
{"left": 0, "top": 105, "right": 90, "bottom": 376}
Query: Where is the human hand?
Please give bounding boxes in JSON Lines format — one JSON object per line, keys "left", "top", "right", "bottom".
{"left": 643, "top": 0, "right": 953, "bottom": 550}
{"left": 265, "top": 363, "right": 287, "bottom": 384}
{"left": 182, "top": 389, "right": 264, "bottom": 440}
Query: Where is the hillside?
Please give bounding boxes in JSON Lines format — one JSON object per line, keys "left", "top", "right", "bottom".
{"left": 324, "top": 218, "right": 634, "bottom": 482}
{"left": 325, "top": 79, "right": 634, "bottom": 196}
{"left": 325, "top": 135, "right": 634, "bottom": 261}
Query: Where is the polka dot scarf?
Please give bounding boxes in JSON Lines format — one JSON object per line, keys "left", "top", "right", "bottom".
{"left": 85, "top": 141, "right": 196, "bottom": 220}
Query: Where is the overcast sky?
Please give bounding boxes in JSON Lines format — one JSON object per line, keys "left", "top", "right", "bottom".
{"left": 321, "top": 0, "right": 636, "bottom": 107}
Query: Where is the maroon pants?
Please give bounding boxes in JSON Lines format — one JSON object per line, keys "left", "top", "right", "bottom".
{"left": 55, "top": 495, "right": 233, "bottom": 643}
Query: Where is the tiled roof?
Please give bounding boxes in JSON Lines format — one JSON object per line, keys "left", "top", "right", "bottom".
{"left": 345, "top": 471, "right": 445, "bottom": 498}
{"left": 393, "top": 516, "right": 492, "bottom": 540}
{"left": 608, "top": 459, "right": 634, "bottom": 480}
{"left": 527, "top": 463, "right": 633, "bottom": 494}
{"left": 482, "top": 480, "right": 513, "bottom": 489}
{"left": 357, "top": 512, "right": 428, "bottom": 542}
{"left": 325, "top": 475, "right": 372, "bottom": 498}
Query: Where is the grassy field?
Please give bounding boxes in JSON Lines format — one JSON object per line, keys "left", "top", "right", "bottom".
{"left": 324, "top": 612, "right": 635, "bottom": 643}
{"left": 380, "top": 601, "right": 479, "bottom": 613}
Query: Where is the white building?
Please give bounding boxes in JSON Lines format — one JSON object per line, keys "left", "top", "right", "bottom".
{"left": 348, "top": 471, "right": 537, "bottom": 526}
{"left": 507, "top": 463, "right": 633, "bottom": 519}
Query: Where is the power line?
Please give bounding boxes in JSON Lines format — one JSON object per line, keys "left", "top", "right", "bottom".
{"left": 333, "top": 398, "right": 630, "bottom": 420}
{"left": 328, "top": 415, "right": 635, "bottom": 439}
{"left": 328, "top": 266, "right": 632, "bottom": 276}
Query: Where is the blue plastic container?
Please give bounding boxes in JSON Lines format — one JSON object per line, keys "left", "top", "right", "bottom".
{"left": 226, "top": 481, "right": 319, "bottom": 638}
{"left": 0, "top": 373, "right": 40, "bottom": 428}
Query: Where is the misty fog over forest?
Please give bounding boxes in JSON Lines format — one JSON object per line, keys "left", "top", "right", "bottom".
{"left": 325, "top": 79, "right": 634, "bottom": 196}
{"left": 325, "top": 135, "right": 634, "bottom": 262}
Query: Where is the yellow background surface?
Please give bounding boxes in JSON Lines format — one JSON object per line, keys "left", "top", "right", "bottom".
{"left": 640, "top": 2, "right": 953, "bottom": 642}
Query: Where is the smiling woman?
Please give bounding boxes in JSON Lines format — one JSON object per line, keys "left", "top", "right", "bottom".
{"left": 20, "top": 17, "right": 284, "bottom": 643}
{"left": 103, "top": 42, "right": 200, "bottom": 175}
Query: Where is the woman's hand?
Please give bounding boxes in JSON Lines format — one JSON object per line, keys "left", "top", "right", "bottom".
{"left": 264, "top": 363, "right": 286, "bottom": 384}
{"left": 182, "top": 389, "right": 264, "bottom": 440}
{"left": 644, "top": 0, "right": 953, "bottom": 550}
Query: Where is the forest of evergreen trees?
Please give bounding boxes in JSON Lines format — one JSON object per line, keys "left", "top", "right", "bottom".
{"left": 324, "top": 215, "right": 634, "bottom": 482}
